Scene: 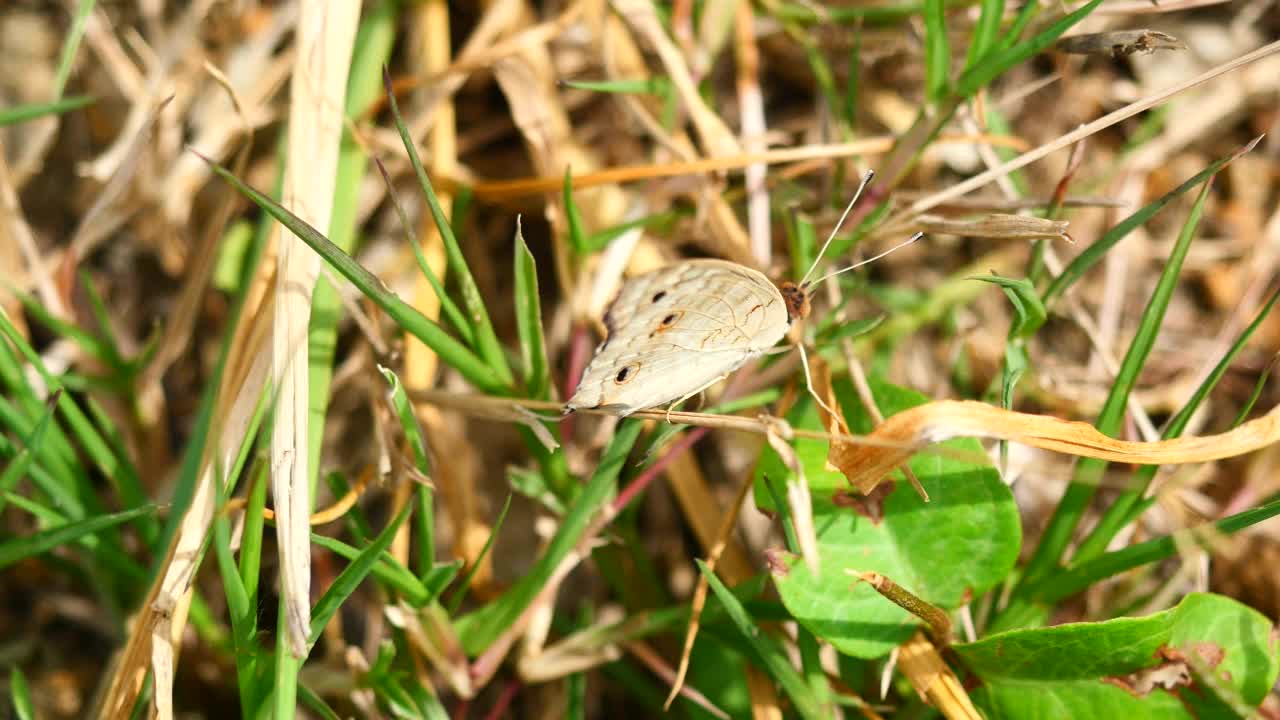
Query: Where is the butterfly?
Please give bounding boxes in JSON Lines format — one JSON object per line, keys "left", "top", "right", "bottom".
{"left": 564, "top": 259, "right": 811, "bottom": 416}
{"left": 564, "top": 172, "right": 918, "bottom": 418}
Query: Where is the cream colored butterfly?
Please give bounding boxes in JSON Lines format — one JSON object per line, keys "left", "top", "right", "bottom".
{"left": 566, "top": 173, "right": 920, "bottom": 417}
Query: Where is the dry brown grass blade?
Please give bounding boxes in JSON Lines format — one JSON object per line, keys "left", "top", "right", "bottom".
{"left": 733, "top": 0, "right": 770, "bottom": 267}
{"left": 897, "top": 631, "right": 981, "bottom": 720}
{"left": 834, "top": 399, "right": 1280, "bottom": 494}
{"left": 271, "top": 0, "right": 360, "bottom": 657}
{"left": 665, "top": 470, "right": 756, "bottom": 709}
{"left": 610, "top": 0, "right": 740, "bottom": 159}
{"left": 385, "top": 601, "right": 474, "bottom": 698}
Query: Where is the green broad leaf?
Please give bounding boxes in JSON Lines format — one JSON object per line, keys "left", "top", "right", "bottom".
{"left": 0, "top": 504, "right": 155, "bottom": 571}
{"left": 955, "top": 593, "right": 1280, "bottom": 718}
{"left": 760, "top": 378, "right": 1020, "bottom": 658}
{"left": 514, "top": 219, "right": 551, "bottom": 399}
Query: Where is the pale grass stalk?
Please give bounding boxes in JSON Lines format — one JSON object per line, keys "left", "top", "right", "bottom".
{"left": 898, "top": 39, "right": 1280, "bottom": 220}
{"left": 665, "top": 471, "right": 756, "bottom": 709}
{"left": 734, "top": 0, "right": 770, "bottom": 267}
{"left": 273, "top": 0, "right": 360, "bottom": 657}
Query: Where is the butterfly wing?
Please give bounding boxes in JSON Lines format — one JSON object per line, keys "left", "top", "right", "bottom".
{"left": 566, "top": 260, "right": 791, "bottom": 415}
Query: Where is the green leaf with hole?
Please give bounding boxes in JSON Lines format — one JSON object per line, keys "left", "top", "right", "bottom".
{"left": 956, "top": 593, "right": 1280, "bottom": 718}
{"left": 759, "top": 378, "right": 1019, "bottom": 658}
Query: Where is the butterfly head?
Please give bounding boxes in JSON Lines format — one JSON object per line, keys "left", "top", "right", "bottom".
{"left": 779, "top": 281, "right": 811, "bottom": 323}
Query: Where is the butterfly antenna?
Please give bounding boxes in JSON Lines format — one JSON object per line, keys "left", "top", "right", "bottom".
{"left": 808, "top": 231, "right": 924, "bottom": 287}
{"left": 798, "top": 170, "right": 876, "bottom": 287}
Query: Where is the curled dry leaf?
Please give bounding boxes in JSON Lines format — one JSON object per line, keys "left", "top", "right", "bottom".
{"left": 832, "top": 400, "right": 1280, "bottom": 494}
{"left": 1056, "top": 30, "right": 1185, "bottom": 58}
{"left": 916, "top": 213, "right": 1071, "bottom": 243}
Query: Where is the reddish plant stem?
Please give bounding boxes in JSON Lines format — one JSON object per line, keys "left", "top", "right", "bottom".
{"left": 612, "top": 427, "right": 710, "bottom": 513}
{"left": 481, "top": 679, "right": 521, "bottom": 720}
{"left": 560, "top": 322, "right": 593, "bottom": 444}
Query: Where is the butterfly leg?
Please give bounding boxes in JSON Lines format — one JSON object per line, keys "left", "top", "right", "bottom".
{"left": 663, "top": 375, "right": 726, "bottom": 423}
{"left": 798, "top": 344, "right": 841, "bottom": 421}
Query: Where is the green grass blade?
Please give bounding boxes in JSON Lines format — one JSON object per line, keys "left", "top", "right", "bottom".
{"left": 273, "top": 608, "right": 301, "bottom": 719}
{"left": 445, "top": 492, "right": 512, "bottom": 614}
{"left": 585, "top": 209, "right": 683, "bottom": 253}
{"left": 1044, "top": 138, "right": 1259, "bottom": 305}
{"left": 213, "top": 512, "right": 258, "bottom": 710}
{"left": 0, "top": 311, "right": 147, "bottom": 515}
{"left": 379, "top": 365, "right": 435, "bottom": 573}
{"left": 1073, "top": 281, "right": 1280, "bottom": 564}
{"left": 9, "top": 665, "right": 34, "bottom": 720}
{"left": 298, "top": 684, "right": 342, "bottom": 720}
{"left": 309, "top": 533, "right": 429, "bottom": 606}
{"left": 1035, "top": 497, "right": 1280, "bottom": 605}
{"left": 697, "top": 561, "right": 825, "bottom": 719}
{"left": 53, "top": 0, "right": 96, "bottom": 98}
{"left": 956, "top": 0, "right": 1104, "bottom": 97}
{"left": 514, "top": 218, "right": 551, "bottom": 399}
{"left": 1019, "top": 176, "right": 1214, "bottom": 595}
{"left": 8, "top": 290, "right": 119, "bottom": 369}
{"left": 455, "top": 420, "right": 643, "bottom": 653}
{"left": 198, "top": 155, "right": 508, "bottom": 395}
{"left": 239, "top": 466, "right": 268, "bottom": 607}
{"left": 0, "top": 95, "right": 92, "bottom": 126}
{"left": 922, "top": 0, "right": 951, "bottom": 102}
{"left": 563, "top": 78, "right": 671, "bottom": 95}
{"left": 309, "top": 502, "right": 414, "bottom": 646}
{"left": 305, "top": 0, "right": 399, "bottom": 485}
{"left": 564, "top": 169, "right": 590, "bottom": 255}
{"left": 0, "top": 504, "right": 154, "bottom": 571}
{"left": 0, "top": 390, "right": 60, "bottom": 515}
{"left": 382, "top": 69, "right": 514, "bottom": 388}
{"left": 373, "top": 157, "right": 474, "bottom": 346}
{"left": 965, "top": 0, "right": 1006, "bottom": 69}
